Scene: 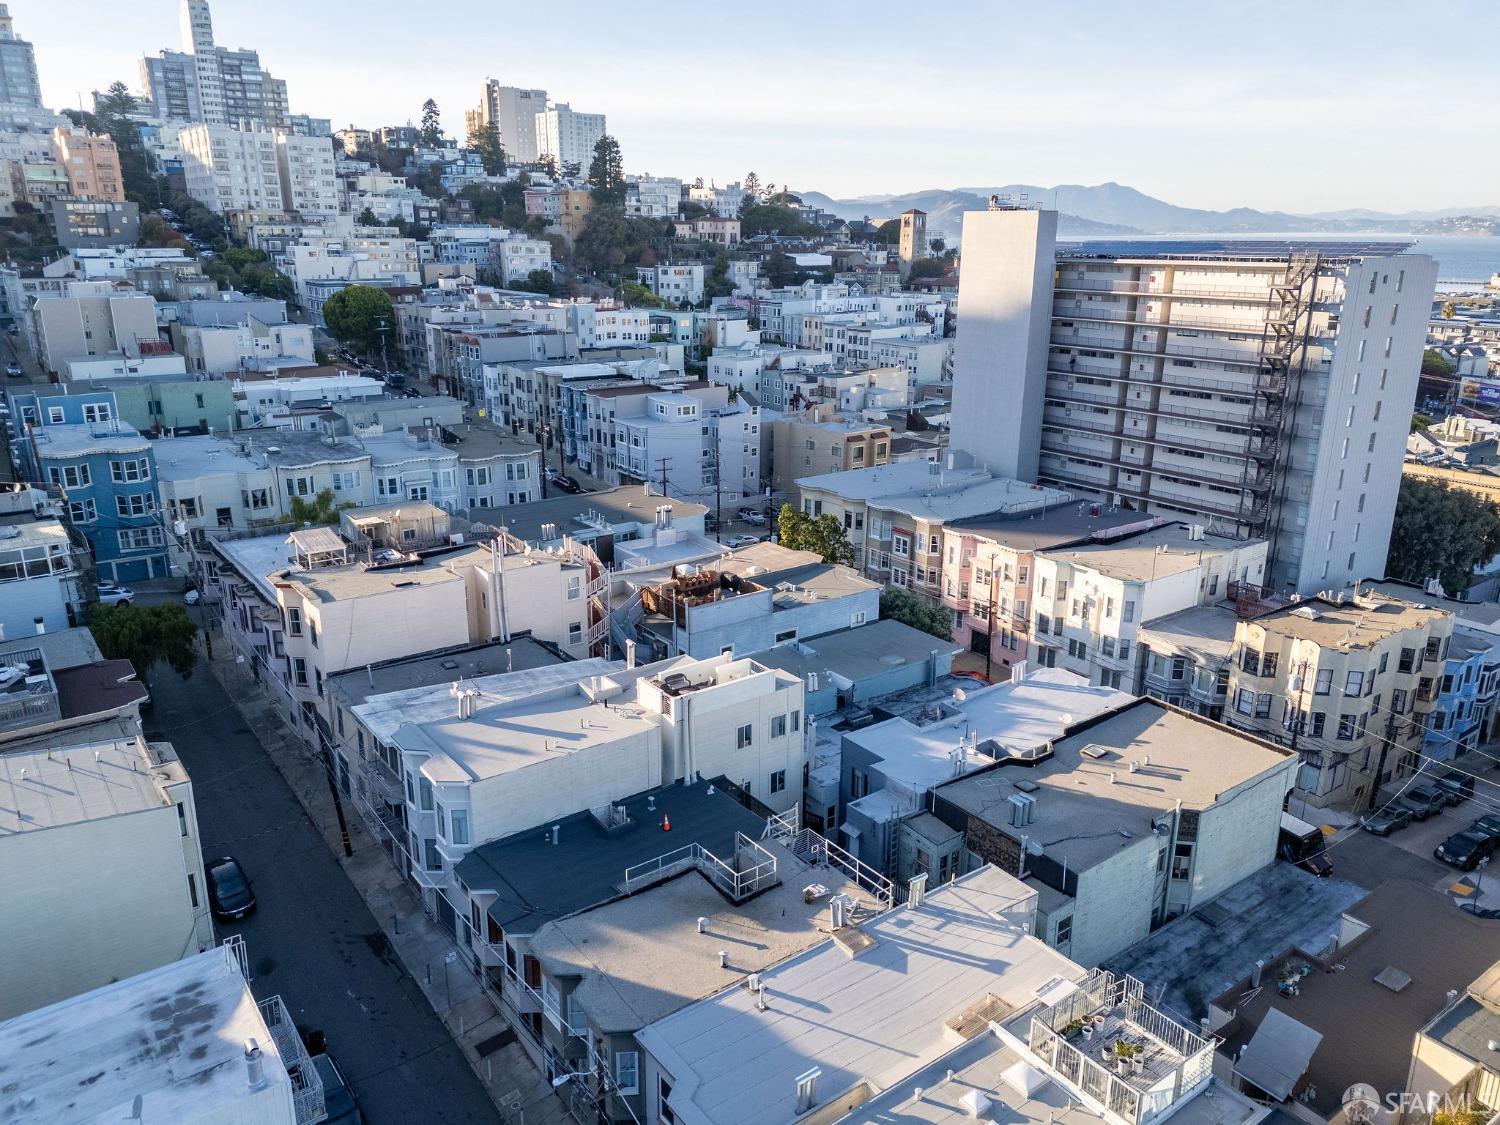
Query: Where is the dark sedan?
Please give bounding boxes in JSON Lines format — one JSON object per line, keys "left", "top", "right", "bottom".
{"left": 206, "top": 856, "right": 256, "bottom": 921}
{"left": 312, "top": 1053, "right": 364, "bottom": 1124}
{"left": 1435, "top": 830, "right": 1500, "bottom": 871}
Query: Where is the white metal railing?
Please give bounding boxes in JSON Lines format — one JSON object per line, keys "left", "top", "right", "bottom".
{"left": 620, "top": 834, "right": 778, "bottom": 902}
{"left": 784, "top": 827, "right": 894, "bottom": 907}
{"left": 258, "top": 994, "right": 326, "bottom": 1125}
{"left": 763, "top": 806, "right": 800, "bottom": 841}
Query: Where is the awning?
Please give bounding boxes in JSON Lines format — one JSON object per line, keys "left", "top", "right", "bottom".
{"left": 1234, "top": 1007, "right": 1322, "bottom": 1100}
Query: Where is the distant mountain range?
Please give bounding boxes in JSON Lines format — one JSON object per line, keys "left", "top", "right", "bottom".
{"left": 792, "top": 182, "right": 1500, "bottom": 240}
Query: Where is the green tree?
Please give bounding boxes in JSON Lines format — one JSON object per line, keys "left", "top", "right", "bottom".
{"left": 742, "top": 172, "right": 760, "bottom": 202}
{"left": 1386, "top": 477, "right": 1500, "bottom": 597}
{"left": 1422, "top": 348, "right": 1456, "bottom": 378}
{"left": 907, "top": 257, "right": 948, "bottom": 281}
{"left": 875, "top": 218, "right": 901, "bottom": 244}
{"left": 1411, "top": 412, "right": 1432, "bottom": 433}
{"left": 776, "top": 504, "right": 855, "bottom": 566}
{"left": 1441, "top": 299, "right": 1457, "bottom": 319}
{"left": 1433, "top": 1106, "right": 1492, "bottom": 1125}
{"left": 514, "top": 267, "right": 555, "bottom": 296}
{"left": 419, "top": 98, "right": 442, "bottom": 147}
{"left": 763, "top": 251, "right": 798, "bottom": 288}
{"left": 355, "top": 206, "right": 379, "bottom": 226}
{"left": 321, "top": 285, "right": 395, "bottom": 355}
{"left": 678, "top": 200, "right": 710, "bottom": 221}
{"left": 587, "top": 135, "right": 625, "bottom": 203}
{"left": 574, "top": 207, "right": 672, "bottom": 278}
{"left": 619, "top": 280, "right": 664, "bottom": 308}
{"left": 89, "top": 602, "right": 199, "bottom": 679}
{"left": 738, "top": 201, "right": 819, "bottom": 239}
{"left": 703, "top": 249, "right": 734, "bottom": 300}
{"left": 473, "top": 120, "right": 506, "bottom": 176}
{"left": 930, "top": 238, "right": 946, "bottom": 254}
{"left": 536, "top": 153, "right": 559, "bottom": 178}
{"left": 288, "top": 488, "right": 352, "bottom": 526}
{"left": 879, "top": 587, "right": 955, "bottom": 641}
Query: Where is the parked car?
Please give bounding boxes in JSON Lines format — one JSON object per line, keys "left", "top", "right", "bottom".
{"left": 1460, "top": 902, "right": 1500, "bottom": 919}
{"left": 5, "top": 362, "right": 22, "bottom": 377}
{"left": 96, "top": 583, "right": 134, "bottom": 606}
{"left": 1435, "top": 830, "right": 1500, "bottom": 871}
{"left": 183, "top": 588, "right": 201, "bottom": 606}
{"left": 1396, "top": 785, "right": 1446, "bottom": 821}
{"left": 1435, "top": 770, "right": 1476, "bottom": 805}
{"left": 205, "top": 856, "right": 256, "bottom": 921}
{"left": 724, "top": 533, "right": 759, "bottom": 548}
{"left": 311, "top": 1053, "right": 363, "bottom": 1125}
{"left": 402, "top": 386, "right": 423, "bottom": 399}
{"left": 1361, "top": 806, "right": 1412, "bottom": 836}
{"left": 548, "top": 473, "right": 582, "bottom": 494}
{"left": 739, "top": 509, "right": 767, "bottom": 526}
{"left": 1470, "top": 814, "right": 1500, "bottom": 839}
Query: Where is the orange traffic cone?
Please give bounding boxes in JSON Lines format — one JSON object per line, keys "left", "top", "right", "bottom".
{"left": 662, "top": 814, "right": 671, "bottom": 831}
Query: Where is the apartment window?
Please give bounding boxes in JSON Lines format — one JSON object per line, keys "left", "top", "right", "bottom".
{"left": 1392, "top": 688, "right": 1408, "bottom": 714}
{"left": 418, "top": 777, "right": 434, "bottom": 811}
{"left": 424, "top": 839, "right": 441, "bottom": 871}
{"left": 1309, "top": 712, "right": 1326, "bottom": 738}
{"left": 110, "top": 458, "right": 150, "bottom": 483}
{"left": 1315, "top": 668, "right": 1332, "bottom": 694}
{"left": 659, "top": 1077, "right": 676, "bottom": 1124}
{"left": 68, "top": 498, "right": 96, "bottom": 523}
{"left": 187, "top": 873, "right": 199, "bottom": 909}
{"left": 567, "top": 575, "right": 581, "bottom": 600}
{"left": 791, "top": 711, "right": 801, "bottom": 732}
{"left": 116, "top": 493, "right": 155, "bottom": 518}
{"left": 615, "top": 1051, "right": 640, "bottom": 1095}
{"left": 1398, "top": 648, "right": 1416, "bottom": 673}
{"left": 770, "top": 769, "right": 786, "bottom": 794}
{"left": 450, "top": 809, "right": 470, "bottom": 846}
{"left": 771, "top": 714, "right": 787, "bottom": 737}
{"left": 292, "top": 657, "right": 308, "bottom": 686}
{"left": 47, "top": 406, "right": 64, "bottom": 424}
{"left": 1344, "top": 670, "right": 1365, "bottom": 696}
{"left": 1337, "top": 714, "right": 1358, "bottom": 741}
{"left": 568, "top": 622, "right": 582, "bottom": 645}
{"left": 737, "top": 723, "right": 753, "bottom": 748}
{"left": 82, "top": 402, "right": 111, "bottom": 423}
{"left": 287, "top": 606, "right": 303, "bottom": 636}
{"left": 1055, "top": 914, "right": 1073, "bottom": 948}
{"left": 1235, "top": 688, "right": 1256, "bottom": 715}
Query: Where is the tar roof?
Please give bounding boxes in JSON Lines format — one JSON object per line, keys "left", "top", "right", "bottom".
{"left": 279, "top": 549, "right": 471, "bottom": 603}
{"left": 845, "top": 668, "right": 1129, "bottom": 794}
{"left": 935, "top": 700, "right": 1293, "bottom": 873}
{"left": 1043, "top": 522, "right": 1256, "bottom": 581}
{"left": 636, "top": 867, "right": 1087, "bottom": 1125}
{"left": 0, "top": 737, "right": 179, "bottom": 834}
{"left": 0, "top": 627, "right": 102, "bottom": 672}
{"left": 1057, "top": 239, "right": 1416, "bottom": 262}
{"left": 528, "top": 838, "right": 874, "bottom": 1033}
{"left": 757, "top": 619, "right": 958, "bottom": 686}
{"left": 328, "top": 635, "right": 566, "bottom": 706}
{"left": 1249, "top": 592, "right": 1448, "bottom": 651}
{"left": 31, "top": 422, "right": 149, "bottom": 457}
{"left": 1360, "top": 579, "right": 1500, "bottom": 631}
{"left": 0, "top": 944, "right": 290, "bottom": 1124}
{"left": 238, "top": 430, "right": 367, "bottom": 466}
{"left": 455, "top": 780, "right": 770, "bottom": 933}
{"left": 490, "top": 484, "right": 707, "bottom": 543}
{"left": 947, "top": 503, "right": 1159, "bottom": 552}
{"left": 153, "top": 434, "right": 266, "bottom": 479}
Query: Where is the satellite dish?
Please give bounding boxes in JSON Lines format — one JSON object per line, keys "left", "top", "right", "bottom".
{"left": 1025, "top": 839, "right": 1044, "bottom": 856}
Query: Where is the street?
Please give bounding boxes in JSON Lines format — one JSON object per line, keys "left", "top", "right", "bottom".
{"left": 144, "top": 663, "right": 501, "bottom": 1125}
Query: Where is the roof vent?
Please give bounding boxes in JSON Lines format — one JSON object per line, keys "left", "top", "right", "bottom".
{"left": 1007, "top": 792, "right": 1035, "bottom": 827}
{"left": 794, "top": 1068, "right": 821, "bottom": 1114}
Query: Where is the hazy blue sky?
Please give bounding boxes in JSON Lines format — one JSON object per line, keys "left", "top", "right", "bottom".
{"left": 25, "top": 1, "right": 1499, "bottom": 213}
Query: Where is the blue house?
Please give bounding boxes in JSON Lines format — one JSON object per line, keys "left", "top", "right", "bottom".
{"left": 19, "top": 393, "right": 169, "bottom": 583}
{"left": 1427, "top": 629, "right": 1500, "bottom": 761}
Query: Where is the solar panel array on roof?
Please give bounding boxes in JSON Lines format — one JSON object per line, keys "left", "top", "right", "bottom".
{"left": 1056, "top": 239, "right": 1415, "bottom": 261}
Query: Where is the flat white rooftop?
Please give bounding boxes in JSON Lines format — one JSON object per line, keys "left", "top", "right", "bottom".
{"left": 0, "top": 737, "right": 178, "bottom": 834}
{"left": 0, "top": 944, "right": 294, "bottom": 1124}
{"left": 637, "top": 867, "right": 1086, "bottom": 1125}
{"left": 843, "top": 668, "right": 1130, "bottom": 796}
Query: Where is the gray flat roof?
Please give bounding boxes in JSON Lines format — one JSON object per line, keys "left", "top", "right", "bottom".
{"left": 328, "top": 635, "right": 567, "bottom": 707}
{"left": 0, "top": 627, "right": 102, "bottom": 672}
{"left": 30, "top": 422, "right": 149, "bottom": 457}
{"left": 757, "top": 619, "right": 958, "bottom": 686}
{"left": 455, "top": 779, "right": 770, "bottom": 934}
{"left": 636, "top": 867, "right": 1088, "bottom": 1125}
{"left": 1249, "top": 592, "right": 1448, "bottom": 652}
{"left": 0, "top": 736, "right": 181, "bottom": 834}
{"left": 1424, "top": 993, "right": 1500, "bottom": 1066}
{"left": 1044, "top": 522, "right": 1258, "bottom": 582}
{"left": 1058, "top": 239, "right": 1417, "bottom": 262}
{"left": 935, "top": 699, "right": 1294, "bottom": 873}
{"left": 528, "top": 838, "right": 873, "bottom": 1033}
{"left": 1136, "top": 604, "right": 1240, "bottom": 661}
{"left": 485, "top": 484, "right": 707, "bottom": 543}
{"left": 0, "top": 944, "right": 293, "bottom": 1124}
{"left": 1361, "top": 579, "right": 1500, "bottom": 630}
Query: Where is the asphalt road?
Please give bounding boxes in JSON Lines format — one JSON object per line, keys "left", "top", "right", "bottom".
{"left": 144, "top": 665, "right": 501, "bottom": 1125}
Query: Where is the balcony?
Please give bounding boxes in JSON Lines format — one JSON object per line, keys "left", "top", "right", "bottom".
{"left": 0, "top": 648, "right": 60, "bottom": 735}
{"left": 1022, "top": 970, "right": 1213, "bottom": 1125}
{"left": 257, "top": 993, "right": 325, "bottom": 1124}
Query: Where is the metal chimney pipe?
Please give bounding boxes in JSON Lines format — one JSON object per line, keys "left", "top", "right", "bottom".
{"left": 550, "top": 824, "right": 560, "bottom": 845}
{"left": 244, "top": 1039, "right": 266, "bottom": 1090}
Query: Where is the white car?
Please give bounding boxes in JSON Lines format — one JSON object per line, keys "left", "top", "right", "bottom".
{"left": 97, "top": 584, "right": 134, "bottom": 606}
{"left": 739, "top": 510, "right": 768, "bottom": 526}
{"left": 183, "top": 588, "right": 201, "bottom": 606}
{"left": 724, "top": 534, "right": 759, "bottom": 548}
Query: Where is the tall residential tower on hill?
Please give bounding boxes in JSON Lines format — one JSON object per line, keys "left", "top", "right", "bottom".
{"left": 139, "top": 0, "right": 291, "bottom": 127}
{"left": 949, "top": 206, "right": 1438, "bottom": 594}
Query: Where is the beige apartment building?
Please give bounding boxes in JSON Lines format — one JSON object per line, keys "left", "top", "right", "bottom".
{"left": 1225, "top": 589, "right": 1452, "bottom": 807}
{"left": 769, "top": 407, "right": 891, "bottom": 504}
{"left": 52, "top": 126, "right": 124, "bottom": 202}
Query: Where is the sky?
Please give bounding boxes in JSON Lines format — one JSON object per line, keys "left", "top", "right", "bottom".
{"left": 24, "top": 0, "right": 1500, "bottom": 215}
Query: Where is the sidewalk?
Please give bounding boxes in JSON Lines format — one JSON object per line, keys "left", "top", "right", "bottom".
{"left": 204, "top": 635, "right": 568, "bottom": 1125}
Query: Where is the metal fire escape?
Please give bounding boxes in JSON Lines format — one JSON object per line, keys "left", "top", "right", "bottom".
{"left": 1234, "top": 252, "right": 1319, "bottom": 560}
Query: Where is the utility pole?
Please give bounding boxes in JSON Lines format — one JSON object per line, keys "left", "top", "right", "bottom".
{"left": 655, "top": 456, "right": 671, "bottom": 498}
{"left": 375, "top": 316, "right": 390, "bottom": 374}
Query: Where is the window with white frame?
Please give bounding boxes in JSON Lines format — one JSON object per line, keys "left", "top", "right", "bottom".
{"left": 47, "top": 406, "right": 64, "bottom": 424}
{"left": 615, "top": 1050, "right": 639, "bottom": 1094}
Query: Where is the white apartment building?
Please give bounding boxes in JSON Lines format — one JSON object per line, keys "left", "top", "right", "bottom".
{"left": 686, "top": 179, "right": 745, "bottom": 216}
{"left": 481, "top": 82, "right": 547, "bottom": 163}
{"left": 635, "top": 263, "right": 704, "bottom": 307}
{"left": 0, "top": 735, "right": 214, "bottom": 1020}
{"left": 0, "top": 943, "right": 317, "bottom": 1125}
{"left": 274, "top": 131, "right": 338, "bottom": 219}
{"left": 1030, "top": 522, "right": 1269, "bottom": 687}
{"left": 172, "top": 314, "right": 314, "bottom": 374}
{"left": 427, "top": 224, "right": 552, "bottom": 284}
{"left": 625, "top": 174, "right": 682, "bottom": 218}
{"left": 282, "top": 232, "right": 422, "bottom": 306}
{"left": 948, "top": 207, "right": 1440, "bottom": 593}
{"left": 29, "top": 281, "right": 159, "bottom": 376}
{"left": 177, "top": 122, "right": 285, "bottom": 214}
{"left": 535, "top": 102, "right": 605, "bottom": 170}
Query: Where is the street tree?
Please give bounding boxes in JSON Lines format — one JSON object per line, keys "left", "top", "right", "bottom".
{"left": 321, "top": 285, "right": 395, "bottom": 356}
{"left": 1441, "top": 300, "right": 1457, "bottom": 319}
{"left": 879, "top": 587, "right": 955, "bottom": 641}
{"left": 419, "top": 98, "right": 442, "bottom": 146}
{"left": 89, "top": 602, "right": 199, "bottom": 678}
{"left": 776, "top": 504, "right": 855, "bottom": 566}
{"left": 289, "top": 488, "right": 352, "bottom": 526}
{"left": 588, "top": 135, "right": 625, "bottom": 203}
{"left": 1386, "top": 477, "right": 1500, "bottom": 597}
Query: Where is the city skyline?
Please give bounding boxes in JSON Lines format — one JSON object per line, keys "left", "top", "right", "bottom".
{"left": 23, "top": 0, "right": 1500, "bottom": 215}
